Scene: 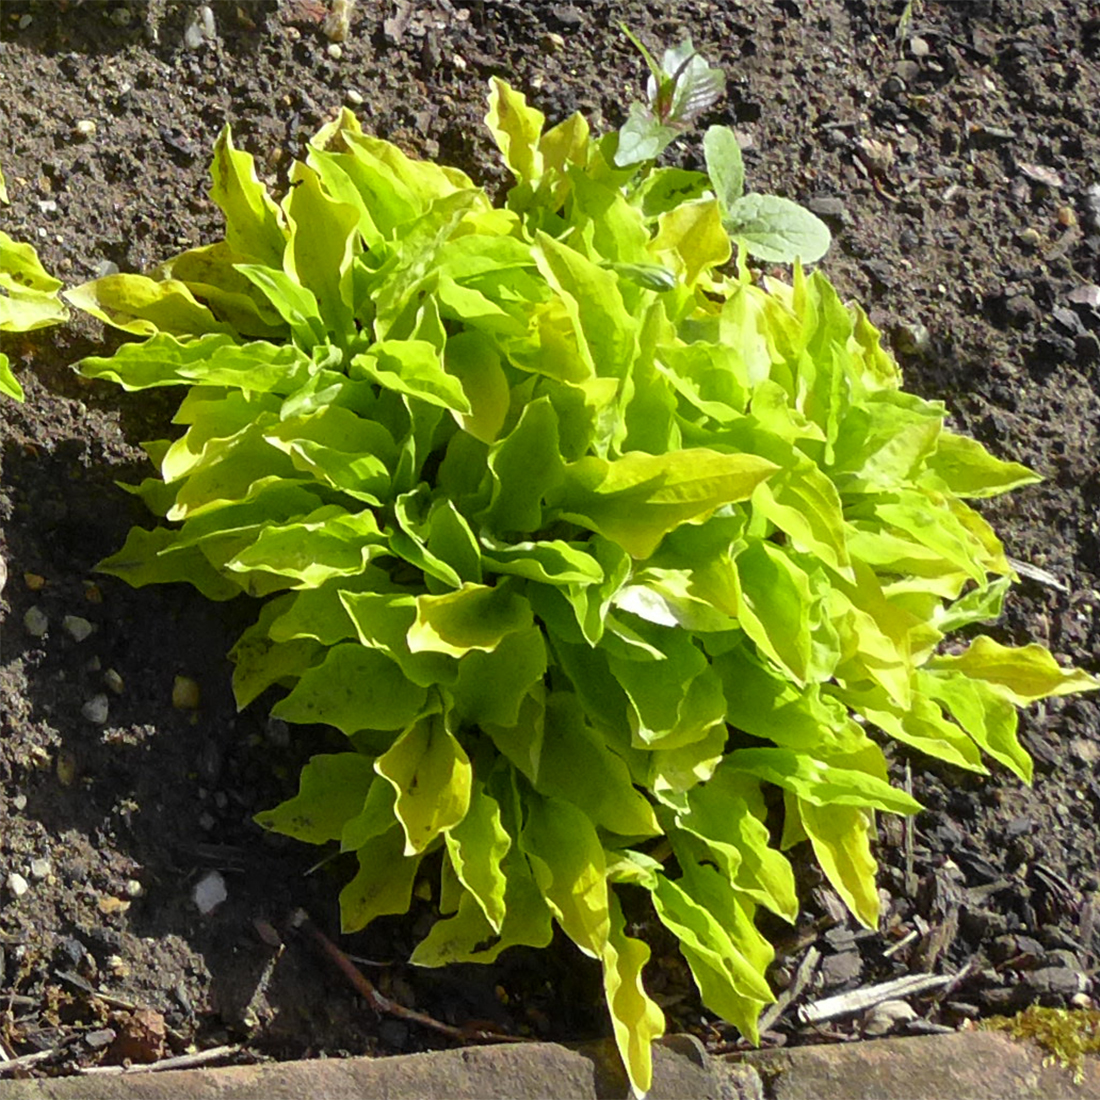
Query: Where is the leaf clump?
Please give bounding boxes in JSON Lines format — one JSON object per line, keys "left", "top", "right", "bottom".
{"left": 66, "top": 74, "right": 1097, "bottom": 1099}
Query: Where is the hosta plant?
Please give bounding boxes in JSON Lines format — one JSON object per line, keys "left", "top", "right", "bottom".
{"left": 67, "top": 81, "right": 1096, "bottom": 1096}
{"left": 0, "top": 162, "right": 70, "bottom": 400}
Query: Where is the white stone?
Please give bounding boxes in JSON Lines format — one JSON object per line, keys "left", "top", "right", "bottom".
{"left": 193, "top": 870, "right": 227, "bottom": 915}
{"left": 63, "top": 615, "right": 94, "bottom": 642}
{"left": 82, "top": 694, "right": 110, "bottom": 724}
{"left": 7, "top": 872, "right": 29, "bottom": 898}
{"left": 23, "top": 606, "right": 48, "bottom": 637}
{"left": 29, "top": 858, "right": 51, "bottom": 880}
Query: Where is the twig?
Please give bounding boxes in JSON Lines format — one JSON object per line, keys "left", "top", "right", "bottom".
{"left": 883, "top": 929, "right": 919, "bottom": 958}
{"left": 930, "top": 957, "right": 980, "bottom": 1003}
{"left": 1008, "top": 557, "right": 1069, "bottom": 593}
{"left": 799, "top": 972, "right": 956, "bottom": 1026}
{"left": 903, "top": 761, "right": 915, "bottom": 895}
{"left": 0, "top": 1048, "right": 62, "bottom": 1076}
{"left": 291, "top": 909, "right": 525, "bottom": 1045}
{"left": 77, "top": 1045, "right": 243, "bottom": 1076}
{"left": 758, "top": 946, "right": 821, "bottom": 1034}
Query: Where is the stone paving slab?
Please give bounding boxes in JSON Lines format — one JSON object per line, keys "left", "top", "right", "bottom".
{"left": 0, "top": 1031, "right": 1096, "bottom": 1100}
{"left": 738, "top": 1030, "right": 1100, "bottom": 1100}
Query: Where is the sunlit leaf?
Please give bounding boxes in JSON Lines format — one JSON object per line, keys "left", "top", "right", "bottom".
{"left": 376, "top": 711, "right": 472, "bottom": 855}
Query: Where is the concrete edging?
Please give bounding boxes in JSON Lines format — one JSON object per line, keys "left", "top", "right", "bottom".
{"left": 0, "top": 1030, "right": 1097, "bottom": 1099}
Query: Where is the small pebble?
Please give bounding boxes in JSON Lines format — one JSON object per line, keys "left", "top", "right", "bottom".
{"left": 894, "top": 321, "right": 931, "bottom": 356}
{"left": 863, "top": 999, "right": 917, "bottom": 1035}
{"left": 193, "top": 870, "right": 227, "bottom": 915}
{"left": 29, "top": 858, "right": 51, "bottom": 880}
{"left": 63, "top": 614, "right": 94, "bottom": 642}
{"left": 85, "top": 1028, "right": 117, "bottom": 1049}
{"left": 541, "top": 31, "right": 565, "bottom": 51}
{"left": 1017, "top": 227, "right": 1042, "bottom": 248}
{"left": 18, "top": 14, "right": 32, "bottom": 29}
{"left": 1085, "top": 184, "right": 1100, "bottom": 229}
{"left": 1056, "top": 205, "right": 1077, "bottom": 228}
{"left": 327, "top": 43, "right": 343, "bottom": 60}
{"left": 37, "top": 199, "right": 58, "bottom": 215}
{"left": 23, "top": 606, "right": 48, "bottom": 637}
{"left": 110, "top": 6, "right": 132, "bottom": 25}
{"left": 97, "top": 895, "right": 130, "bottom": 916}
{"left": 56, "top": 750, "right": 79, "bottom": 787}
{"left": 908, "top": 35, "right": 929, "bottom": 58}
{"left": 124, "top": 878, "right": 145, "bottom": 898}
{"left": 104, "top": 668, "right": 125, "bottom": 695}
{"left": 74, "top": 119, "right": 97, "bottom": 138}
{"left": 12, "top": 793, "right": 27, "bottom": 811}
{"left": 1066, "top": 284, "right": 1100, "bottom": 309}
{"left": 452, "top": 53, "right": 467, "bottom": 71}
{"left": 7, "top": 873, "right": 29, "bottom": 898}
{"left": 172, "top": 675, "right": 200, "bottom": 710}
{"left": 345, "top": 88, "right": 364, "bottom": 106}
{"left": 82, "top": 694, "right": 110, "bottom": 725}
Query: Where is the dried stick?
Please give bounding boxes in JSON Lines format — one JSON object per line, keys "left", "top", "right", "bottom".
{"left": 758, "top": 946, "right": 821, "bottom": 1034}
{"left": 291, "top": 909, "right": 525, "bottom": 1044}
{"left": 0, "top": 1048, "right": 61, "bottom": 1076}
{"left": 799, "top": 972, "right": 956, "bottom": 1026}
{"left": 78, "top": 1045, "right": 243, "bottom": 1076}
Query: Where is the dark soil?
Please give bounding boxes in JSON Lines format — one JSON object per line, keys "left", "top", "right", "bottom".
{"left": 1, "top": 0, "right": 1098, "bottom": 1078}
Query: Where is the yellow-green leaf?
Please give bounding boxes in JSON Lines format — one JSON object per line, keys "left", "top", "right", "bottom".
{"left": 649, "top": 198, "right": 731, "bottom": 286}
{"left": 340, "top": 825, "right": 424, "bottom": 933}
{"left": 255, "top": 752, "right": 375, "bottom": 843}
{"left": 282, "top": 160, "right": 358, "bottom": 335}
{"left": 557, "top": 448, "right": 778, "bottom": 559}
{"left": 522, "top": 793, "right": 610, "bottom": 957}
{"left": 407, "top": 582, "right": 533, "bottom": 658}
{"left": 411, "top": 846, "right": 554, "bottom": 966}
{"left": 271, "top": 643, "right": 427, "bottom": 734}
{"left": 918, "top": 669, "right": 1033, "bottom": 782}
{"left": 375, "top": 711, "right": 472, "bottom": 855}
{"left": 211, "top": 124, "right": 287, "bottom": 268}
{"left": 0, "top": 355, "right": 23, "bottom": 401}
{"left": 0, "top": 231, "right": 69, "bottom": 332}
{"left": 926, "top": 635, "right": 1100, "bottom": 705}
{"left": 486, "top": 77, "right": 545, "bottom": 183}
{"left": 924, "top": 431, "right": 1041, "bottom": 499}
{"left": 797, "top": 799, "right": 880, "bottom": 929}
{"left": 602, "top": 893, "right": 665, "bottom": 1100}
{"left": 443, "top": 329, "right": 510, "bottom": 443}
{"left": 651, "top": 870, "right": 773, "bottom": 1039}
{"left": 443, "top": 780, "right": 510, "bottom": 932}
{"left": 65, "top": 273, "right": 229, "bottom": 337}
